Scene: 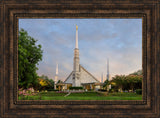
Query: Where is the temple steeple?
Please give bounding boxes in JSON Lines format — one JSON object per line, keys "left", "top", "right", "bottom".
{"left": 101, "top": 72, "right": 103, "bottom": 83}
{"left": 73, "top": 25, "right": 80, "bottom": 86}
{"left": 75, "top": 24, "right": 78, "bottom": 49}
{"left": 107, "top": 59, "right": 109, "bottom": 81}
{"left": 56, "top": 63, "right": 58, "bottom": 75}
{"left": 54, "top": 63, "right": 58, "bottom": 90}
{"left": 64, "top": 25, "right": 100, "bottom": 90}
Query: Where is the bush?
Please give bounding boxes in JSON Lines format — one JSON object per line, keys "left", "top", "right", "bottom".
{"left": 47, "top": 89, "right": 55, "bottom": 91}
{"left": 136, "top": 89, "right": 142, "bottom": 94}
{"left": 69, "top": 86, "right": 83, "bottom": 90}
{"left": 109, "top": 89, "right": 114, "bottom": 93}
{"left": 98, "top": 89, "right": 107, "bottom": 92}
{"left": 46, "top": 89, "right": 58, "bottom": 91}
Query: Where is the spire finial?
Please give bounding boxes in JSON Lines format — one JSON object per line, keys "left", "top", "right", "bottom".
{"left": 56, "top": 63, "right": 58, "bottom": 75}
{"left": 76, "top": 24, "right": 78, "bottom": 30}
{"left": 75, "top": 24, "right": 78, "bottom": 49}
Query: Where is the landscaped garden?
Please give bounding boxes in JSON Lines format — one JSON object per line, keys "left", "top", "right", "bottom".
{"left": 18, "top": 91, "right": 142, "bottom": 100}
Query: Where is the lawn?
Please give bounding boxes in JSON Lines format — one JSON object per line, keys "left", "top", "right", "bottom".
{"left": 18, "top": 91, "right": 142, "bottom": 100}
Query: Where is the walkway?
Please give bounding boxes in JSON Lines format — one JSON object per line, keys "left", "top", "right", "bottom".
{"left": 64, "top": 92, "right": 71, "bottom": 97}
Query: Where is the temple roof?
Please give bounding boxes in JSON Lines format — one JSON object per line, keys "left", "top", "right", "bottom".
{"left": 64, "top": 64, "right": 100, "bottom": 84}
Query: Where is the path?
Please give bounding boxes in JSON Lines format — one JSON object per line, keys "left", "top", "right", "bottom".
{"left": 64, "top": 92, "right": 71, "bottom": 97}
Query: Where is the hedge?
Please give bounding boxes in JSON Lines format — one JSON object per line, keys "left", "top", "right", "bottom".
{"left": 98, "top": 89, "right": 107, "bottom": 92}
{"left": 69, "top": 87, "right": 83, "bottom": 90}
{"left": 136, "top": 89, "right": 142, "bottom": 94}
{"left": 47, "top": 89, "right": 58, "bottom": 91}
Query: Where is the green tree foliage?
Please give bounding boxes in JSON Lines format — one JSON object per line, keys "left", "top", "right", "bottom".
{"left": 110, "top": 72, "right": 142, "bottom": 92}
{"left": 111, "top": 75, "right": 125, "bottom": 92}
{"left": 103, "top": 79, "right": 110, "bottom": 89}
{"left": 126, "top": 75, "right": 142, "bottom": 91}
{"left": 57, "top": 80, "right": 63, "bottom": 84}
{"left": 36, "top": 75, "right": 55, "bottom": 90}
{"left": 18, "top": 29, "right": 43, "bottom": 89}
{"left": 47, "top": 79, "right": 55, "bottom": 89}
{"left": 129, "top": 69, "right": 142, "bottom": 75}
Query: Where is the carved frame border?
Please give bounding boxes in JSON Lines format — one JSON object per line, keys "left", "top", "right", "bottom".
{"left": 0, "top": 0, "right": 159, "bottom": 117}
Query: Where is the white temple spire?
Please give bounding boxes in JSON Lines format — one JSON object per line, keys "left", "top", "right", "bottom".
{"left": 56, "top": 63, "right": 58, "bottom": 75}
{"left": 107, "top": 58, "right": 109, "bottom": 81}
{"left": 101, "top": 72, "right": 103, "bottom": 83}
{"left": 54, "top": 63, "right": 58, "bottom": 90}
{"left": 73, "top": 24, "right": 80, "bottom": 86}
{"left": 75, "top": 24, "right": 78, "bottom": 49}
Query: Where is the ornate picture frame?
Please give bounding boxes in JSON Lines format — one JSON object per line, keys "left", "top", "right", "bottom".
{"left": 0, "top": 0, "right": 159, "bottom": 117}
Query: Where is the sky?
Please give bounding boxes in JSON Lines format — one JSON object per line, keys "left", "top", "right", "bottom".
{"left": 19, "top": 18, "right": 142, "bottom": 82}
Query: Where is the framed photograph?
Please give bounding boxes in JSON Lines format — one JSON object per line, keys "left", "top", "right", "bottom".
{"left": 0, "top": 0, "right": 159, "bottom": 117}
{"left": 18, "top": 18, "right": 143, "bottom": 101}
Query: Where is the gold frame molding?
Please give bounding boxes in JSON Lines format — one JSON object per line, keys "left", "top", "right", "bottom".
{"left": 0, "top": 0, "right": 159, "bottom": 117}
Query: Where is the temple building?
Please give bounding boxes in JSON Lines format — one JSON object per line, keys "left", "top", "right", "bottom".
{"left": 62, "top": 25, "right": 101, "bottom": 91}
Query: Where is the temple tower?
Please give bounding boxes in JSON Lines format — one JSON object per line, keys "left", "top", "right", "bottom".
{"left": 101, "top": 72, "right": 103, "bottom": 83}
{"left": 106, "top": 59, "right": 109, "bottom": 81}
{"left": 72, "top": 25, "right": 80, "bottom": 86}
{"left": 54, "top": 63, "right": 58, "bottom": 89}
{"left": 64, "top": 25, "right": 100, "bottom": 89}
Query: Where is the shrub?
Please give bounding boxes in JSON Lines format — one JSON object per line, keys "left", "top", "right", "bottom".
{"left": 47, "top": 89, "right": 56, "bottom": 91}
{"left": 136, "top": 89, "right": 142, "bottom": 94}
{"left": 69, "top": 86, "right": 83, "bottom": 90}
{"left": 98, "top": 89, "right": 107, "bottom": 92}
{"left": 53, "top": 90, "right": 59, "bottom": 91}
{"left": 109, "top": 89, "right": 114, "bottom": 93}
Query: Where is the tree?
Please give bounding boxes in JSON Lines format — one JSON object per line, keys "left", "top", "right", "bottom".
{"left": 57, "top": 80, "right": 63, "bottom": 84}
{"left": 40, "top": 74, "right": 49, "bottom": 80}
{"left": 39, "top": 78, "right": 49, "bottom": 87}
{"left": 47, "top": 79, "right": 55, "bottom": 89}
{"left": 39, "top": 75, "right": 55, "bottom": 90}
{"left": 18, "top": 29, "right": 43, "bottom": 89}
{"left": 128, "top": 69, "right": 143, "bottom": 91}
{"left": 38, "top": 78, "right": 54, "bottom": 90}
{"left": 129, "top": 69, "right": 142, "bottom": 75}
{"left": 110, "top": 70, "right": 143, "bottom": 92}
{"left": 111, "top": 75, "right": 125, "bottom": 92}
{"left": 126, "top": 75, "right": 142, "bottom": 91}
{"left": 103, "top": 79, "right": 110, "bottom": 90}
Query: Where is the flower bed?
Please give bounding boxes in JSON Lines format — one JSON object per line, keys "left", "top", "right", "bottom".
{"left": 18, "top": 87, "right": 38, "bottom": 96}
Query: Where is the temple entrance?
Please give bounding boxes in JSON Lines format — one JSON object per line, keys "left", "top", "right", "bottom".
{"left": 82, "top": 83, "right": 95, "bottom": 91}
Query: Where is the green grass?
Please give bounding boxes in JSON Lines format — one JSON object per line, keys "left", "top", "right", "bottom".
{"left": 18, "top": 91, "right": 142, "bottom": 100}
{"left": 40, "top": 91, "right": 67, "bottom": 96}
{"left": 107, "top": 92, "right": 141, "bottom": 97}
